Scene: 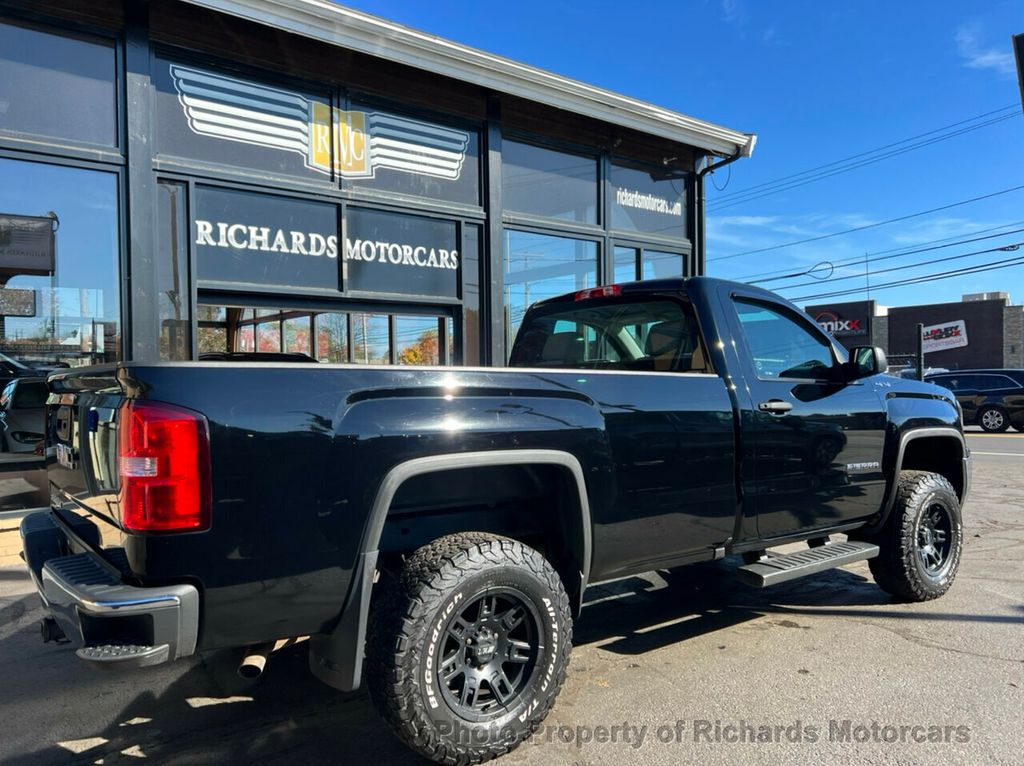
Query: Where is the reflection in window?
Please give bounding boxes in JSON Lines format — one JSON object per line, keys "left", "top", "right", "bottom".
{"left": 503, "top": 230, "right": 597, "bottom": 350}
{"left": 396, "top": 316, "right": 442, "bottom": 365}
{"left": 502, "top": 140, "right": 597, "bottom": 223}
{"left": 257, "top": 320, "right": 281, "bottom": 352}
{"left": 735, "top": 299, "right": 834, "bottom": 380}
{"left": 197, "top": 305, "right": 455, "bottom": 365}
{"left": 0, "top": 21, "right": 117, "bottom": 147}
{"left": 157, "top": 182, "right": 190, "bottom": 359}
{"left": 613, "top": 246, "right": 639, "bottom": 283}
{"left": 283, "top": 316, "right": 311, "bottom": 355}
{"left": 0, "top": 158, "right": 120, "bottom": 368}
{"left": 351, "top": 313, "right": 389, "bottom": 364}
{"left": 315, "top": 313, "right": 348, "bottom": 363}
{"left": 641, "top": 250, "right": 685, "bottom": 280}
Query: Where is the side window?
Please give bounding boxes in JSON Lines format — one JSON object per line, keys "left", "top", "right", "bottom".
{"left": 734, "top": 298, "right": 835, "bottom": 380}
{"left": 932, "top": 376, "right": 958, "bottom": 392}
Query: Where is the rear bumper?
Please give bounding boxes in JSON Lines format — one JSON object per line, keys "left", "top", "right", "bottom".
{"left": 20, "top": 511, "right": 199, "bottom": 668}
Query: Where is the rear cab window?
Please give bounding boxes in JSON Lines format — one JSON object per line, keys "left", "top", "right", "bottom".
{"left": 509, "top": 297, "right": 711, "bottom": 373}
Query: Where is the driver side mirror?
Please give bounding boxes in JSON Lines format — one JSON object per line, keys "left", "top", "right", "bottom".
{"left": 848, "top": 346, "right": 887, "bottom": 380}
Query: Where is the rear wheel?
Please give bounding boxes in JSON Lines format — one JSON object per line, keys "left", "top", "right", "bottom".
{"left": 366, "top": 533, "right": 572, "bottom": 765}
{"left": 978, "top": 405, "right": 1009, "bottom": 433}
{"left": 862, "top": 471, "right": 962, "bottom": 601}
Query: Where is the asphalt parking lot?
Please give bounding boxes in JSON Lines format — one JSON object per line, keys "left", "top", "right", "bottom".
{"left": 1, "top": 432, "right": 1021, "bottom": 765}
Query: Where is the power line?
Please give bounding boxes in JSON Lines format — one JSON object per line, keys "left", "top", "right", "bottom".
{"left": 737, "top": 219, "right": 1024, "bottom": 281}
{"left": 709, "top": 184, "right": 1024, "bottom": 262}
{"left": 708, "top": 113, "right": 1018, "bottom": 211}
{"left": 708, "top": 104, "right": 1020, "bottom": 208}
{"left": 751, "top": 227, "right": 1024, "bottom": 285}
{"left": 791, "top": 253, "right": 1024, "bottom": 302}
{"left": 775, "top": 240, "right": 1023, "bottom": 292}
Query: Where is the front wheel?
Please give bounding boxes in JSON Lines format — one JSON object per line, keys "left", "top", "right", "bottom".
{"left": 863, "top": 470, "right": 963, "bottom": 601}
{"left": 978, "top": 405, "right": 1009, "bottom": 433}
{"left": 366, "top": 533, "right": 573, "bottom": 765}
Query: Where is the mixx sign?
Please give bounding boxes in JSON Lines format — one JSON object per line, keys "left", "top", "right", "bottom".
{"left": 815, "top": 311, "right": 867, "bottom": 337}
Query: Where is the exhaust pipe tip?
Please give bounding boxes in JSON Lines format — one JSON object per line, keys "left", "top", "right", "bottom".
{"left": 238, "top": 642, "right": 274, "bottom": 680}
{"left": 236, "top": 637, "right": 309, "bottom": 679}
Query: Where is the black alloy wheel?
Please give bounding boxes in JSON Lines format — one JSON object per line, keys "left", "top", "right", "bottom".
{"left": 366, "top": 532, "right": 573, "bottom": 765}
{"left": 857, "top": 470, "right": 963, "bottom": 601}
{"left": 437, "top": 588, "right": 541, "bottom": 721}
{"left": 916, "top": 501, "right": 953, "bottom": 577}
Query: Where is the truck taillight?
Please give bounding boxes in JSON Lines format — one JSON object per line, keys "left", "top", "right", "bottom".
{"left": 118, "top": 400, "right": 212, "bottom": 533}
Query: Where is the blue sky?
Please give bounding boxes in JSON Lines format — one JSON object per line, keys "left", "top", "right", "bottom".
{"left": 339, "top": 0, "right": 1023, "bottom": 310}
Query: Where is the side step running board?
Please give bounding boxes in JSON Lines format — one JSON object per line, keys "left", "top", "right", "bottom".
{"left": 736, "top": 540, "right": 879, "bottom": 587}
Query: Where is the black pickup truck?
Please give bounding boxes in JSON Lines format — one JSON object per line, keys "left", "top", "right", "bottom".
{"left": 21, "top": 277, "right": 969, "bottom": 764}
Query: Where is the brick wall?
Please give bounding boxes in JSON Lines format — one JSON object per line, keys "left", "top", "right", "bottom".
{"left": 1003, "top": 305, "right": 1024, "bottom": 368}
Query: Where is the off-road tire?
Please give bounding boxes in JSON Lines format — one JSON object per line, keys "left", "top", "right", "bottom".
{"left": 978, "top": 405, "right": 1009, "bottom": 433}
{"left": 366, "top": 533, "right": 573, "bottom": 765}
{"left": 864, "top": 470, "right": 963, "bottom": 601}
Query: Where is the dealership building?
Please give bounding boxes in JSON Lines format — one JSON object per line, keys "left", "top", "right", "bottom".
{"left": 0, "top": 0, "right": 753, "bottom": 525}
{"left": 806, "top": 293, "right": 1024, "bottom": 370}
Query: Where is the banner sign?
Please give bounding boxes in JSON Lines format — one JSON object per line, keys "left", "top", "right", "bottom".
{"left": 922, "top": 320, "right": 968, "bottom": 353}
{"left": 0, "top": 213, "right": 55, "bottom": 278}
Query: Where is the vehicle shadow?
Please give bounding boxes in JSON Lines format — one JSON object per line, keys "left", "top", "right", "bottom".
{"left": 3, "top": 639, "right": 429, "bottom": 766}
{"left": 575, "top": 558, "right": 1024, "bottom": 656}
{"left": 7, "top": 558, "right": 1019, "bottom": 764}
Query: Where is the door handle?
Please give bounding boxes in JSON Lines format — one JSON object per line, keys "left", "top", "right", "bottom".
{"left": 758, "top": 399, "right": 793, "bottom": 414}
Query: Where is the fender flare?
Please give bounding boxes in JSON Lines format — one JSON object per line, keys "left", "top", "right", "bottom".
{"left": 310, "top": 449, "right": 593, "bottom": 692}
{"left": 864, "top": 426, "right": 969, "bottom": 535}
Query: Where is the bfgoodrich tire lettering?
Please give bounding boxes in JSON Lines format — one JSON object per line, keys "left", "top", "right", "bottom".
{"left": 864, "top": 470, "right": 963, "bottom": 601}
{"left": 366, "top": 533, "right": 572, "bottom": 765}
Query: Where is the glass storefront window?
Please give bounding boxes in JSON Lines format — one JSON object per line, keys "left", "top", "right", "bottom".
{"left": 0, "top": 157, "right": 121, "bottom": 512}
{"left": 313, "top": 313, "right": 347, "bottom": 362}
{"left": 396, "top": 316, "right": 442, "bottom": 365}
{"left": 256, "top": 320, "right": 281, "bottom": 352}
{"left": 0, "top": 21, "right": 117, "bottom": 147}
{"left": 157, "top": 182, "right": 191, "bottom": 359}
{"left": 350, "top": 312, "right": 389, "bottom": 364}
{"left": 198, "top": 304, "right": 456, "bottom": 365}
{"left": 613, "top": 246, "right": 639, "bottom": 283}
{"left": 642, "top": 250, "right": 685, "bottom": 280}
{"left": 502, "top": 140, "right": 598, "bottom": 224}
{"left": 0, "top": 158, "right": 121, "bottom": 368}
{"left": 503, "top": 230, "right": 598, "bottom": 349}
{"left": 610, "top": 162, "right": 687, "bottom": 237}
{"left": 283, "top": 316, "right": 312, "bottom": 355}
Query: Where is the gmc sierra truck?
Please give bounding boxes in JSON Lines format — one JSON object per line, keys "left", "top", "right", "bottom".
{"left": 20, "top": 276, "right": 969, "bottom": 764}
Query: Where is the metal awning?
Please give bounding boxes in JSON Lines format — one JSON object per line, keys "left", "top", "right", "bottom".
{"left": 183, "top": 0, "right": 757, "bottom": 158}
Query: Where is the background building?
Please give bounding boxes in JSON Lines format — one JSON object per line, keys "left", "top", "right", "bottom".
{"left": 0, "top": 0, "right": 753, "bottom": 515}
{"left": 806, "top": 293, "right": 1024, "bottom": 370}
